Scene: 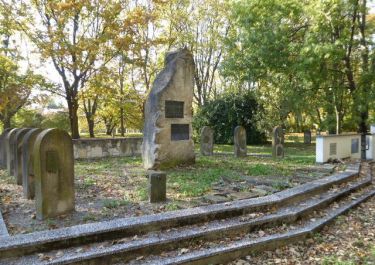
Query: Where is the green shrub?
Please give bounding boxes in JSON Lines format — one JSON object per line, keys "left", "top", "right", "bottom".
{"left": 193, "top": 91, "right": 266, "bottom": 144}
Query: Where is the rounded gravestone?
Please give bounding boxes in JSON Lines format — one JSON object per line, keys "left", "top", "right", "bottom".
{"left": 234, "top": 126, "right": 247, "bottom": 157}
{"left": 200, "top": 126, "right": 214, "bottom": 156}
{"left": 15, "top": 128, "right": 32, "bottom": 185}
{"left": 6, "top": 128, "right": 19, "bottom": 176}
{"left": 0, "top": 128, "right": 12, "bottom": 169}
{"left": 22, "top": 128, "right": 43, "bottom": 199}
{"left": 304, "top": 130, "right": 312, "bottom": 144}
{"left": 272, "top": 126, "right": 284, "bottom": 158}
{"left": 34, "top": 128, "right": 75, "bottom": 220}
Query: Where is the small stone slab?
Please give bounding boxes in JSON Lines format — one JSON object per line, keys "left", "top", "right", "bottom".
{"left": 234, "top": 126, "right": 247, "bottom": 157}
{"left": 34, "top": 129, "right": 75, "bottom": 220}
{"left": 304, "top": 130, "right": 312, "bottom": 144}
{"left": 14, "top": 128, "right": 32, "bottom": 185}
{"left": 0, "top": 128, "right": 12, "bottom": 169}
{"left": 200, "top": 126, "right": 214, "bottom": 156}
{"left": 22, "top": 128, "right": 43, "bottom": 199}
{"left": 148, "top": 171, "right": 167, "bottom": 203}
{"left": 6, "top": 128, "right": 19, "bottom": 176}
{"left": 272, "top": 126, "right": 284, "bottom": 159}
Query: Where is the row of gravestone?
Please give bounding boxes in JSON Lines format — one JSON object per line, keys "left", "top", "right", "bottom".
{"left": 200, "top": 125, "right": 286, "bottom": 158}
{"left": 0, "top": 128, "right": 74, "bottom": 220}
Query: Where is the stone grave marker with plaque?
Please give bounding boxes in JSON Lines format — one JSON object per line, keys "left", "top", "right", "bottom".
{"left": 142, "top": 49, "right": 195, "bottom": 169}
{"left": 272, "top": 126, "right": 284, "bottom": 159}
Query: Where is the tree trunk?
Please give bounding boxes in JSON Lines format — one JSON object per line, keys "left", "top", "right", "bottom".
{"left": 88, "top": 119, "right": 95, "bottom": 138}
{"left": 2, "top": 116, "right": 11, "bottom": 129}
{"left": 120, "top": 108, "right": 125, "bottom": 137}
{"left": 67, "top": 98, "right": 80, "bottom": 139}
{"left": 335, "top": 107, "right": 342, "bottom": 135}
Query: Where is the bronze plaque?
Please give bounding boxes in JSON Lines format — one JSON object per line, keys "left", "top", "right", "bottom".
{"left": 165, "top": 101, "right": 184, "bottom": 118}
{"left": 171, "top": 124, "right": 189, "bottom": 141}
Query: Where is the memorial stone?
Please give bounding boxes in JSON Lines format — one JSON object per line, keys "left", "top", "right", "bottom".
{"left": 15, "top": 128, "right": 32, "bottom": 185}
{"left": 34, "top": 128, "right": 75, "bottom": 220}
{"left": 234, "top": 126, "right": 247, "bottom": 157}
{"left": 0, "top": 128, "right": 12, "bottom": 169}
{"left": 142, "top": 48, "right": 195, "bottom": 169}
{"left": 22, "top": 128, "right": 43, "bottom": 199}
{"left": 272, "top": 126, "right": 284, "bottom": 158}
{"left": 6, "top": 128, "right": 19, "bottom": 176}
{"left": 304, "top": 130, "right": 312, "bottom": 144}
{"left": 200, "top": 126, "right": 214, "bottom": 156}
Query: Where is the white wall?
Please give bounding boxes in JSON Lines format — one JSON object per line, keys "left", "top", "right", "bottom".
{"left": 316, "top": 134, "right": 361, "bottom": 163}
{"left": 367, "top": 134, "right": 375, "bottom": 160}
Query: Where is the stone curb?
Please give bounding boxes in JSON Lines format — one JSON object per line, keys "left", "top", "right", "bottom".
{"left": 0, "top": 211, "right": 8, "bottom": 239}
{"left": 0, "top": 164, "right": 359, "bottom": 258}
{"left": 145, "top": 188, "right": 375, "bottom": 265}
{"left": 45, "top": 177, "right": 371, "bottom": 265}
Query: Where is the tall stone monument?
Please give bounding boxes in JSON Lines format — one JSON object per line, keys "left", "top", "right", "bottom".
{"left": 234, "top": 126, "right": 247, "bottom": 157}
{"left": 15, "top": 128, "right": 32, "bottom": 185}
{"left": 0, "top": 128, "right": 12, "bottom": 169}
{"left": 22, "top": 128, "right": 43, "bottom": 199}
{"left": 142, "top": 48, "right": 195, "bottom": 170}
{"left": 34, "top": 129, "right": 75, "bottom": 220}
{"left": 6, "top": 128, "right": 19, "bottom": 176}
{"left": 200, "top": 126, "right": 214, "bottom": 156}
{"left": 304, "top": 129, "right": 312, "bottom": 144}
{"left": 272, "top": 126, "right": 284, "bottom": 158}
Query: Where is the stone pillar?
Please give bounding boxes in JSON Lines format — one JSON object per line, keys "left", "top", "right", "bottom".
{"left": 0, "top": 128, "right": 12, "bottom": 169}
{"left": 6, "top": 128, "right": 19, "bottom": 176}
{"left": 272, "top": 126, "right": 284, "bottom": 158}
{"left": 142, "top": 48, "right": 195, "bottom": 170}
{"left": 34, "top": 129, "right": 75, "bottom": 220}
{"left": 22, "top": 128, "right": 43, "bottom": 199}
{"left": 234, "top": 126, "right": 247, "bottom": 157}
{"left": 148, "top": 171, "right": 167, "bottom": 203}
{"left": 200, "top": 126, "right": 214, "bottom": 156}
{"left": 304, "top": 130, "right": 312, "bottom": 144}
{"left": 15, "top": 128, "right": 32, "bottom": 185}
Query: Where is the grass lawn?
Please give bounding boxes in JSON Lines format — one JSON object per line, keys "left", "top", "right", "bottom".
{"left": 75, "top": 142, "right": 317, "bottom": 200}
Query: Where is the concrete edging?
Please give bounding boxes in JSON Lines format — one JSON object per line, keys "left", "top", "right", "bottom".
{"left": 0, "top": 164, "right": 360, "bottom": 258}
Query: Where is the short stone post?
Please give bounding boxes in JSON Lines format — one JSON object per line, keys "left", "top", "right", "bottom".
{"left": 0, "top": 128, "right": 12, "bottom": 169}
{"left": 34, "top": 128, "right": 75, "bottom": 220}
{"left": 22, "top": 128, "right": 43, "bottom": 199}
{"left": 148, "top": 171, "right": 167, "bottom": 203}
{"left": 304, "top": 130, "right": 312, "bottom": 144}
{"left": 272, "top": 126, "right": 284, "bottom": 158}
{"left": 6, "top": 128, "right": 19, "bottom": 176}
{"left": 234, "top": 126, "right": 247, "bottom": 157}
{"left": 200, "top": 126, "right": 214, "bottom": 156}
{"left": 15, "top": 128, "right": 32, "bottom": 185}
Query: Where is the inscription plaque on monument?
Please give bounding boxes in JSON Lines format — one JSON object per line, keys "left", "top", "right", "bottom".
{"left": 171, "top": 124, "right": 189, "bottom": 141}
{"left": 165, "top": 101, "right": 184, "bottom": 118}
